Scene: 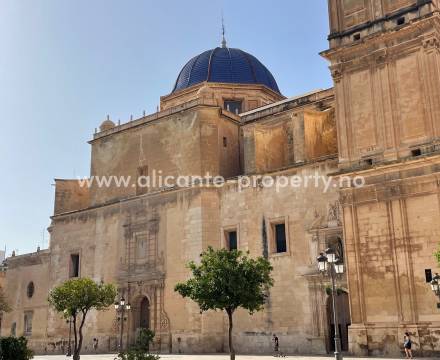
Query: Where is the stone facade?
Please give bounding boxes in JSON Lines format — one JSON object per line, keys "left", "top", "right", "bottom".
{"left": 1, "top": 88, "right": 343, "bottom": 356}
{"left": 322, "top": 0, "right": 440, "bottom": 356}
{"left": 1, "top": 0, "right": 439, "bottom": 357}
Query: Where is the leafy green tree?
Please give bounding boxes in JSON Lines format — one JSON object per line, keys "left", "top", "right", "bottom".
{"left": 174, "top": 247, "right": 273, "bottom": 360}
{"left": 48, "top": 278, "right": 116, "bottom": 360}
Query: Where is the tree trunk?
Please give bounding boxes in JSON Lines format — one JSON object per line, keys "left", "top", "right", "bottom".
{"left": 226, "top": 309, "right": 235, "bottom": 360}
{"left": 74, "top": 310, "right": 87, "bottom": 360}
{"left": 73, "top": 315, "right": 79, "bottom": 360}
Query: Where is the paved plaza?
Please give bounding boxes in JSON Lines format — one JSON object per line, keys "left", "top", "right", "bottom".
{"left": 32, "top": 355, "right": 435, "bottom": 360}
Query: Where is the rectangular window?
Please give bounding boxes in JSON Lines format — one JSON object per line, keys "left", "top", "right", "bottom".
{"left": 226, "top": 231, "right": 238, "bottom": 251}
{"left": 223, "top": 137, "right": 227, "bottom": 147}
{"left": 70, "top": 254, "right": 80, "bottom": 278}
{"left": 425, "top": 269, "right": 433, "bottom": 283}
{"left": 24, "top": 312, "right": 33, "bottom": 336}
{"left": 11, "top": 322, "right": 16, "bottom": 337}
{"left": 224, "top": 100, "right": 242, "bottom": 115}
{"left": 274, "top": 223, "right": 287, "bottom": 253}
{"left": 397, "top": 17, "right": 405, "bottom": 26}
{"left": 411, "top": 148, "right": 422, "bottom": 157}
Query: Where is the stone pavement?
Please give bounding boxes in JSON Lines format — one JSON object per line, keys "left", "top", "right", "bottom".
{"left": 32, "top": 355, "right": 435, "bottom": 360}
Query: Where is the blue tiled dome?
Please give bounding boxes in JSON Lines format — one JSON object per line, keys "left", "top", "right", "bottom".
{"left": 172, "top": 47, "right": 280, "bottom": 94}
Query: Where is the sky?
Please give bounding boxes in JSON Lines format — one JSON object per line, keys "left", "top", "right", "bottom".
{"left": 0, "top": 0, "right": 332, "bottom": 256}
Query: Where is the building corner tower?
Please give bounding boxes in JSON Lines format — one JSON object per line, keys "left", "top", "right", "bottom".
{"left": 322, "top": 0, "right": 440, "bottom": 356}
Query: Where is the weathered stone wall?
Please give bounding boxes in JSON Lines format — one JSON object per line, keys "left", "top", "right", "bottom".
{"left": 241, "top": 89, "right": 335, "bottom": 175}
{"left": 215, "top": 160, "right": 340, "bottom": 354}
{"left": 89, "top": 105, "right": 240, "bottom": 206}
{"left": 54, "top": 179, "right": 90, "bottom": 215}
{"left": 341, "top": 158, "right": 440, "bottom": 356}
{"left": 1, "top": 251, "right": 50, "bottom": 352}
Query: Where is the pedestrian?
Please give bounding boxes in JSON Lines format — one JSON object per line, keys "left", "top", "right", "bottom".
{"left": 404, "top": 332, "right": 413, "bottom": 359}
{"left": 93, "top": 338, "right": 98, "bottom": 352}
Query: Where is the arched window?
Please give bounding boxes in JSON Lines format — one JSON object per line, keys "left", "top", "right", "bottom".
{"left": 27, "top": 282, "right": 35, "bottom": 298}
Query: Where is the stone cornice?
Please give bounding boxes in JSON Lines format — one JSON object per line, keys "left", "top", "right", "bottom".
{"left": 322, "top": 12, "right": 440, "bottom": 64}
{"left": 338, "top": 157, "right": 440, "bottom": 206}
{"left": 327, "top": 0, "right": 434, "bottom": 41}
{"left": 51, "top": 155, "right": 338, "bottom": 221}
{"left": 6, "top": 250, "right": 50, "bottom": 269}
{"left": 240, "top": 88, "right": 334, "bottom": 124}
{"left": 89, "top": 100, "right": 239, "bottom": 144}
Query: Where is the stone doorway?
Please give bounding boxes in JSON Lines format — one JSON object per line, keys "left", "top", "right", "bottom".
{"left": 129, "top": 295, "right": 151, "bottom": 346}
{"left": 327, "top": 292, "right": 350, "bottom": 352}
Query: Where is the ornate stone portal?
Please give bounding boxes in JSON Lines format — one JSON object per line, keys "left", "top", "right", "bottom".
{"left": 118, "top": 209, "right": 171, "bottom": 352}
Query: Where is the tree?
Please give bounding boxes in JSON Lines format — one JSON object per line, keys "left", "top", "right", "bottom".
{"left": 174, "top": 247, "right": 273, "bottom": 360}
{"left": 48, "top": 278, "right": 117, "bottom": 360}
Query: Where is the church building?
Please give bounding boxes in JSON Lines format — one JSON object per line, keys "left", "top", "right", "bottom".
{"left": 1, "top": 0, "right": 440, "bottom": 357}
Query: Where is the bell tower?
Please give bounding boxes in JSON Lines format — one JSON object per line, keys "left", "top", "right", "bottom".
{"left": 323, "top": 1, "right": 440, "bottom": 356}
{"left": 323, "top": 0, "right": 440, "bottom": 169}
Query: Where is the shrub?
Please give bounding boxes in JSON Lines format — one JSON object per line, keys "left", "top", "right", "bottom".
{"left": 116, "top": 329, "right": 159, "bottom": 360}
{"left": 135, "top": 329, "right": 155, "bottom": 352}
{"left": 116, "top": 353, "right": 159, "bottom": 360}
{"left": 0, "top": 336, "right": 33, "bottom": 360}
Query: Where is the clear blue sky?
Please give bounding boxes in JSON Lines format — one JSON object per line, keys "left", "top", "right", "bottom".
{"left": 0, "top": 0, "right": 332, "bottom": 255}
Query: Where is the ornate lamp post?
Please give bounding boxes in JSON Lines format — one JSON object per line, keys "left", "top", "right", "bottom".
{"left": 63, "top": 309, "right": 72, "bottom": 357}
{"left": 115, "top": 297, "right": 131, "bottom": 352}
{"left": 431, "top": 273, "right": 440, "bottom": 305}
{"left": 317, "top": 247, "right": 345, "bottom": 360}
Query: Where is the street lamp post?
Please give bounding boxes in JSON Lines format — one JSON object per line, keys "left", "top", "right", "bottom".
{"left": 115, "top": 297, "right": 131, "bottom": 352}
{"left": 64, "top": 310, "right": 72, "bottom": 357}
{"left": 317, "top": 247, "right": 345, "bottom": 360}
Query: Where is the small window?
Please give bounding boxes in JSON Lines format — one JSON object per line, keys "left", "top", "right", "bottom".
{"left": 223, "top": 137, "right": 227, "bottom": 147}
{"left": 397, "top": 17, "right": 405, "bottom": 26}
{"left": 224, "top": 100, "right": 242, "bottom": 115}
{"left": 24, "top": 312, "right": 33, "bottom": 336}
{"left": 363, "top": 158, "right": 373, "bottom": 166}
{"left": 70, "top": 254, "right": 80, "bottom": 278}
{"left": 274, "top": 223, "right": 287, "bottom": 253}
{"left": 425, "top": 269, "right": 433, "bottom": 283}
{"left": 411, "top": 148, "right": 422, "bottom": 157}
{"left": 353, "top": 33, "right": 361, "bottom": 41}
{"left": 27, "top": 282, "right": 35, "bottom": 298}
{"left": 225, "top": 230, "right": 238, "bottom": 251}
{"left": 11, "top": 322, "right": 16, "bottom": 337}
